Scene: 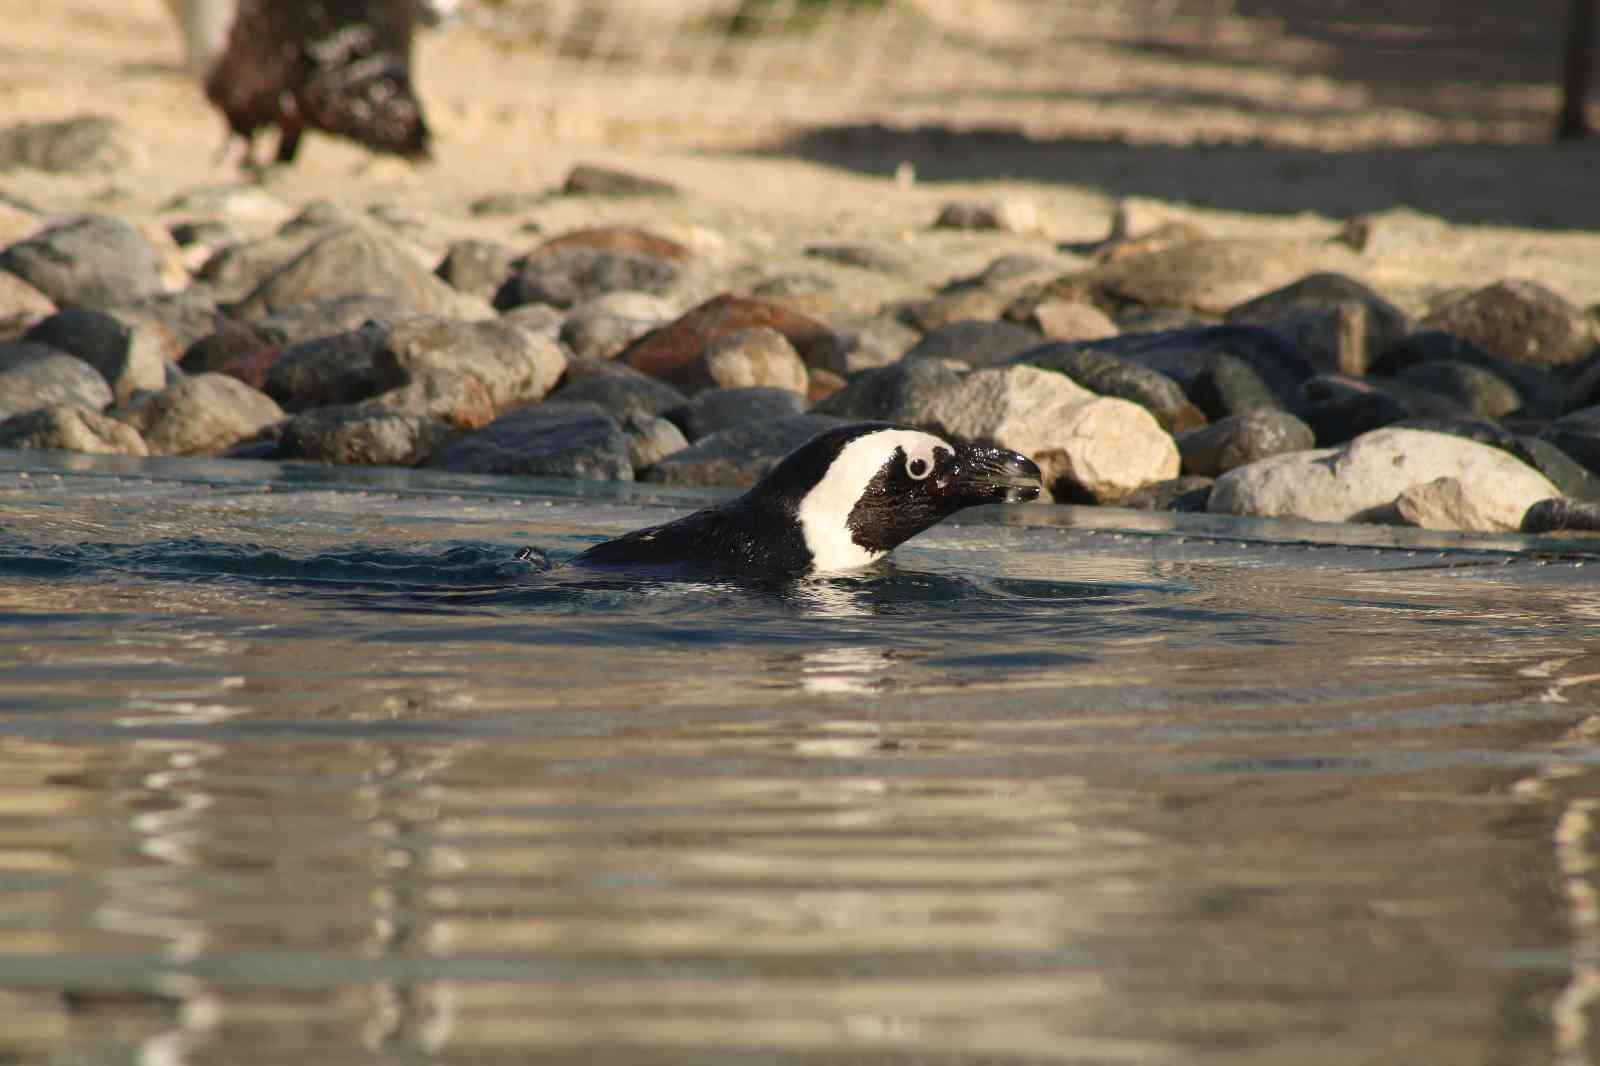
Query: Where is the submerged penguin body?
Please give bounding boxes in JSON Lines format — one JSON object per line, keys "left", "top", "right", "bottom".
{"left": 572, "top": 423, "right": 1042, "bottom": 577}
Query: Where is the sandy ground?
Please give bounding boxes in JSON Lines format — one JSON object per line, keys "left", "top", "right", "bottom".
{"left": 1, "top": 0, "right": 1599, "bottom": 316}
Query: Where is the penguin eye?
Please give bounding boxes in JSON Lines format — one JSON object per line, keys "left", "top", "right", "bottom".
{"left": 905, "top": 455, "right": 932, "bottom": 480}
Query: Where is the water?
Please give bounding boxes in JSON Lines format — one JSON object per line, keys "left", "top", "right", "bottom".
{"left": 3, "top": 448, "right": 1600, "bottom": 1065}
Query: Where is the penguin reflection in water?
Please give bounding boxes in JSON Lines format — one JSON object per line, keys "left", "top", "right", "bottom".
{"left": 554, "top": 423, "right": 1042, "bottom": 578}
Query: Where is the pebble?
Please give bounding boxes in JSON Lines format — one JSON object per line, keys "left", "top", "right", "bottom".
{"left": 429, "top": 402, "right": 632, "bottom": 481}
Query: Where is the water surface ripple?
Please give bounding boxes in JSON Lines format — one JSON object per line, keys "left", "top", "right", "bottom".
{"left": 2, "top": 452, "right": 1600, "bottom": 1064}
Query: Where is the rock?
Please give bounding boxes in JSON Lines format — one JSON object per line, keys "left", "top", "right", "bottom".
{"left": 620, "top": 295, "right": 846, "bottom": 384}
{"left": 365, "top": 368, "right": 497, "bottom": 431}
{"left": 559, "top": 291, "right": 677, "bottom": 362}
{"left": 562, "top": 164, "right": 679, "bottom": 198}
{"left": 1114, "top": 307, "right": 1212, "bottom": 333}
{"left": 1178, "top": 409, "right": 1315, "bottom": 477}
{"left": 1337, "top": 207, "right": 1450, "bottom": 255}
{"left": 535, "top": 226, "right": 691, "bottom": 262}
{"left": 812, "top": 358, "right": 967, "bottom": 422}
{"left": 1394, "top": 476, "right": 1551, "bottom": 533}
{"left": 500, "top": 246, "right": 682, "bottom": 311}
{"left": 1092, "top": 221, "right": 1210, "bottom": 265}
{"left": 262, "top": 322, "right": 389, "bottom": 412}
{"left": 468, "top": 191, "right": 545, "bottom": 217}
{"left": 1512, "top": 435, "right": 1600, "bottom": 500}
{"left": 1371, "top": 329, "right": 1563, "bottom": 419}
{"left": 1209, "top": 427, "right": 1558, "bottom": 528}
{"left": 1121, "top": 476, "right": 1214, "bottom": 512}
{"left": 1521, "top": 497, "right": 1600, "bottom": 535}
{"left": 1392, "top": 415, "right": 1519, "bottom": 452}
{"left": 1017, "top": 343, "right": 1205, "bottom": 434}
{"left": 0, "top": 271, "right": 54, "bottom": 338}
{"left": 667, "top": 386, "right": 806, "bottom": 442}
{"left": 117, "top": 290, "right": 219, "bottom": 354}
{"left": 1031, "top": 300, "right": 1119, "bottom": 341}
{"left": 110, "top": 373, "right": 283, "bottom": 456}
{"left": 24, "top": 308, "right": 168, "bottom": 405}
{"left": 1225, "top": 275, "right": 1410, "bottom": 378}
{"left": 1106, "top": 198, "right": 1208, "bottom": 242}
{"left": 429, "top": 403, "right": 632, "bottom": 481}
{"left": 374, "top": 316, "right": 567, "bottom": 415}
{"left": 181, "top": 318, "right": 281, "bottom": 378}
{"left": 0, "top": 115, "right": 132, "bottom": 173}
{"left": 548, "top": 361, "right": 687, "bottom": 424}
{"left": 252, "top": 296, "right": 411, "bottom": 348}
{"left": 917, "top": 364, "right": 1179, "bottom": 503}
{"left": 279, "top": 406, "right": 454, "bottom": 466}
{"left": 0, "top": 343, "right": 112, "bottom": 418}
{"left": 499, "top": 303, "right": 565, "bottom": 341}
{"left": 692, "top": 327, "right": 809, "bottom": 395}
{"left": 1082, "top": 325, "right": 1311, "bottom": 415}
{"left": 646, "top": 414, "right": 847, "bottom": 488}
{"left": 898, "top": 288, "right": 1012, "bottom": 332}
{"left": 233, "top": 227, "right": 492, "bottom": 322}
{"left": 621, "top": 412, "right": 688, "bottom": 472}
{"left": 1296, "top": 375, "right": 1413, "bottom": 445}
{"left": 804, "top": 243, "right": 907, "bottom": 274}
{"left": 1540, "top": 406, "right": 1600, "bottom": 476}
{"left": 902, "top": 319, "right": 1043, "bottom": 368}
{"left": 933, "top": 199, "right": 1036, "bottom": 232}
{"left": 0, "top": 215, "right": 165, "bottom": 309}
{"left": 0, "top": 403, "right": 147, "bottom": 455}
{"left": 434, "top": 239, "right": 518, "bottom": 303}
{"left": 1421, "top": 280, "right": 1593, "bottom": 370}
{"left": 807, "top": 367, "right": 847, "bottom": 404}
{"left": 832, "top": 311, "right": 921, "bottom": 372}
{"left": 1389, "top": 359, "right": 1521, "bottom": 418}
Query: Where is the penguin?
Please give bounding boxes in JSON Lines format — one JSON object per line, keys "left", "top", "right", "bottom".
{"left": 569, "top": 422, "right": 1042, "bottom": 576}
{"left": 203, "top": 0, "right": 431, "bottom": 167}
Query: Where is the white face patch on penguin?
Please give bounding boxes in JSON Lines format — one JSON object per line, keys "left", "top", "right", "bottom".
{"left": 796, "top": 428, "right": 952, "bottom": 572}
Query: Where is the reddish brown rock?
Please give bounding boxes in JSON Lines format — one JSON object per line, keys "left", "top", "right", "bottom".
{"left": 619, "top": 294, "right": 844, "bottom": 386}
{"left": 533, "top": 226, "right": 690, "bottom": 263}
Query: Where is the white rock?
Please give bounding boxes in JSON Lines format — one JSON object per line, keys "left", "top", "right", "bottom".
{"left": 921, "top": 364, "right": 1179, "bottom": 503}
{"left": 1209, "top": 427, "right": 1558, "bottom": 528}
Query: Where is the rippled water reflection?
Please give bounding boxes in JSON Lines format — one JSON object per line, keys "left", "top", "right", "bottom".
{"left": 2, "top": 451, "right": 1600, "bottom": 1064}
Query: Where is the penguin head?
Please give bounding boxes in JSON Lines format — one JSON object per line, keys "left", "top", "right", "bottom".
{"left": 760, "top": 422, "right": 1043, "bottom": 573}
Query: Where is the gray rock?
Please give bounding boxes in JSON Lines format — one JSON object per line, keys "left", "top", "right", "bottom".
{"left": 646, "top": 414, "right": 847, "bottom": 488}
{"left": 693, "top": 327, "right": 809, "bottom": 395}
{"left": 902, "top": 319, "right": 1043, "bottom": 368}
{"left": 1390, "top": 359, "right": 1521, "bottom": 418}
{"left": 110, "top": 373, "right": 283, "bottom": 456}
{"left": 667, "top": 386, "right": 806, "bottom": 442}
{"left": 374, "top": 316, "right": 567, "bottom": 416}
{"left": 898, "top": 289, "right": 1011, "bottom": 333}
{"left": 1541, "top": 406, "right": 1600, "bottom": 476}
{"left": 548, "top": 361, "right": 687, "bottom": 424}
{"left": 434, "top": 238, "right": 518, "bottom": 303}
{"left": 1297, "top": 375, "right": 1412, "bottom": 446}
{"left": 932, "top": 199, "right": 1035, "bottom": 232}
{"left": 181, "top": 318, "right": 281, "bottom": 376}
{"left": 1121, "top": 476, "right": 1214, "bottom": 512}
{"left": 234, "top": 227, "right": 492, "bottom": 322}
{"left": 1210, "top": 427, "right": 1558, "bottom": 529}
{"left": 1071, "top": 239, "right": 1324, "bottom": 316}
{"left": 812, "top": 358, "right": 967, "bottom": 422}
{"left": 1512, "top": 435, "right": 1599, "bottom": 500}
{"left": 0, "top": 215, "right": 164, "bottom": 309}
{"left": 1017, "top": 343, "right": 1205, "bottom": 434}
{"left": 0, "top": 115, "right": 131, "bottom": 173}
{"left": 1030, "top": 300, "right": 1120, "bottom": 341}
{"left": 621, "top": 412, "right": 688, "bottom": 472}
{"left": 0, "top": 343, "right": 112, "bottom": 418}
{"left": 1224, "top": 272, "right": 1410, "bottom": 376}
{"left": 364, "top": 368, "right": 496, "bottom": 431}
{"left": 833, "top": 311, "right": 921, "bottom": 372}
{"left": 0, "top": 403, "right": 147, "bottom": 455}
{"left": 263, "top": 322, "right": 389, "bottom": 412}
{"left": 1337, "top": 207, "right": 1450, "bottom": 255}
{"left": 117, "top": 290, "right": 220, "bottom": 354}
{"left": 252, "top": 296, "right": 410, "bottom": 348}
{"left": 1079, "top": 325, "right": 1311, "bottom": 413}
{"left": 429, "top": 403, "right": 632, "bottom": 481}
{"left": 501, "top": 247, "right": 681, "bottom": 311}
{"left": 562, "top": 164, "right": 679, "bottom": 198}
{"left": 0, "top": 271, "right": 54, "bottom": 339}
{"left": 1178, "top": 409, "right": 1315, "bottom": 477}
{"left": 279, "top": 405, "right": 454, "bottom": 466}
{"left": 1371, "top": 329, "right": 1563, "bottom": 419}
{"left": 559, "top": 291, "right": 677, "bottom": 362}
{"left": 1521, "top": 497, "right": 1600, "bottom": 535}
{"left": 24, "top": 308, "right": 168, "bottom": 405}
{"left": 1421, "top": 280, "right": 1593, "bottom": 370}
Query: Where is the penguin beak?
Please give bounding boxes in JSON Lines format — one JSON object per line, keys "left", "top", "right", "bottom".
{"left": 946, "top": 443, "right": 1043, "bottom": 505}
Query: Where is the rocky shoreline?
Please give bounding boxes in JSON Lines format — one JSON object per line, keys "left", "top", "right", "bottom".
{"left": 2, "top": 142, "right": 1600, "bottom": 540}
